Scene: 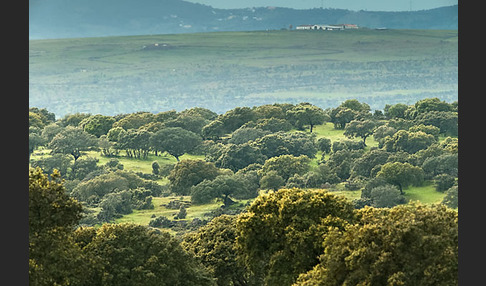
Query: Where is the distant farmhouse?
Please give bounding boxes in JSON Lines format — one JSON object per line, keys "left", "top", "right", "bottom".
{"left": 296, "top": 24, "right": 358, "bottom": 31}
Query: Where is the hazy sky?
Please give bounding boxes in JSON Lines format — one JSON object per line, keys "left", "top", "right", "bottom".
{"left": 185, "top": 0, "right": 458, "bottom": 11}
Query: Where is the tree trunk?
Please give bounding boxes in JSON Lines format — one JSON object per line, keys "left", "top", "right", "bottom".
{"left": 398, "top": 183, "right": 403, "bottom": 195}
{"left": 223, "top": 194, "right": 230, "bottom": 208}
{"left": 71, "top": 150, "right": 80, "bottom": 161}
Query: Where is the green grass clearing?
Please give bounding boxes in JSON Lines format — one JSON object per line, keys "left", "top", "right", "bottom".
{"left": 85, "top": 150, "right": 205, "bottom": 173}
{"left": 115, "top": 196, "right": 221, "bottom": 224}
{"left": 329, "top": 189, "right": 362, "bottom": 202}
{"left": 403, "top": 182, "right": 446, "bottom": 205}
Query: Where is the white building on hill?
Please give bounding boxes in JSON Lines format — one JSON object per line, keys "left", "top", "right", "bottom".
{"left": 296, "top": 24, "right": 358, "bottom": 31}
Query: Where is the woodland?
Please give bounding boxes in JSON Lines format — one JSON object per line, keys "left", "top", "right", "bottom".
{"left": 29, "top": 97, "right": 458, "bottom": 285}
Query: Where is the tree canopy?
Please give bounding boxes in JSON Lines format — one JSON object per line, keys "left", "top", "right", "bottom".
{"left": 79, "top": 223, "right": 215, "bottom": 286}
{"left": 183, "top": 215, "right": 248, "bottom": 286}
{"left": 376, "top": 162, "right": 425, "bottom": 193}
{"left": 236, "top": 188, "right": 355, "bottom": 286}
{"left": 29, "top": 167, "right": 93, "bottom": 286}
{"left": 286, "top": 103, "right": 328, "bottom": 132}
{"left": 150, "top": 127, "right": 202, "bottom": 161}
{"left": 48, "top": 126, "right": 98, "bottom": 161}
{"left": 295, "top": 203, "right": 458, "bottom": 286}
{"left": 168, "top": 159, "right": 221, "bottom": 195}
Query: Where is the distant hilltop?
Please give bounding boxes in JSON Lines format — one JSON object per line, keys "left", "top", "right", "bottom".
{"left": 29, "top": 0, "right": 457, "bottom": 39}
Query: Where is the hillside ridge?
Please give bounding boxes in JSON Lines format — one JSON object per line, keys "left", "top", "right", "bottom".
{"left": 29, "top": 0, "right": 457, "bottom": 39}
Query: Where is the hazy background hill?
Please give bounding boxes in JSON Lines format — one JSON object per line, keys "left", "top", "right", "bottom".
{"left": 29, "top": 30, "right": 457, "bottom": 117}
{"left": 29, "top": 0, "right": 458, "bottom": 39}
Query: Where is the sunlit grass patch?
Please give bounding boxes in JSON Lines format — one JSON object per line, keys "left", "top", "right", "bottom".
{"left": 403, "top": 181, "right": 445, "bottom": 205}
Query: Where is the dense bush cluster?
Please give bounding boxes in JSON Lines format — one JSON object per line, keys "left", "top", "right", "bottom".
{"left": 30, "top": 168, "right": 458, "bottom": 285}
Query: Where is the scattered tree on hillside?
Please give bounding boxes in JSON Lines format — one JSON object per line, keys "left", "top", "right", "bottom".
{"left": 326, "top": 149, "right": 364, "bottom": 181}
{"left": 421, "top": 153, "right": 458, "bottom": 179}
{"left": 316, "top": 137, "right": 331, "bottom": 154}
{"left": 106, "top": 126, "right": 127, "bottom": 142}
{"left": 330, "top": 99, "right": 371, "bottom": 129}
{"left": 214, "top": 143, "right": 266, "bottom": 172}
{"left": 369, "top": 184, "right": 406, "bottom": 208}
{"left": 202, "top": 119, "right": 225, "bottom": 140}
{"left": 252, "top": 131, "right": 317, "bottom": 159}
{"left": 330, "top": 107, "right": 359, "bottom": 129}
{"left": 29, "top": 107, "right": 56, "bottom": 129}
{"left": 151, "top": 161, "right": 160, "bottom": 175}
{"left": 259, "top": 170, "right": 285, "bottom": 191}
{"left": 286, "top": 102, "right": 328, "bottom": 132}
{"left": 116, "top": 129, "right": 152, "bottom": 159}
{"left": 28, "top": 96, "right": 459, "bottom": 285}
{"left": 384, "top": 103, "right": 409, "bottom": 119}
{"left": 383, "top": 130, "right": 436, "bottom": 154}
{"left": 441, "top": 185, "right": 458, "bottom": 209}
{"left": 343, "top": 119, "right": 378, "bottom": 146}
{"left": 112, "top": 111, "right": 154, "bottom": 130}
{"left": 79, "top": 114, "right": 115, "bottom": 137}
{"left": 350, "top": 149, "right": 391, "bottom": 178}
{"left": 150, "top": 127, "right": 202, "bottom": 161}
{"left": 48, "top": 126, "right": 98, "bottom": 161}
{"left": 70, "top": 172, "right": 130, "bottom": 204}
{"left": 413, "top": 97, "right": 452, "bottom": 115}
{"left": 218, "top": 107, "right": 256, "bottom": 134}
{"left": 253, "top": 104, "right": 286, "bottom": 120}
{"left": 59, "top": 112, "right": 92, "bottom": 127}
{"left": 70, "top": 156, "right": 100, "bottom": 180}
{"left": 29, "top": 127, "right": 45, "bottom": 159}
{"left": 259, "top": 154, "right": 311, "bottom": 182}
{"left": 414, "top": 111, "right": 458, "bottom": 136}
{"left": 168, "top": 159, "right": 221, "bottom": 196}
{"left": 376, "top": 162, "right": 425, "bottom": 194}
{"left": 228, "top": 127, "right": 270, "bottom": 145}
{"left": 191, "top": 174, "right": 248, "bottom": 207}
{"left": 163, "top": 113, "right": 209, "bottom": 135}
{"left": 30, "top": 153, "right": 72, "bottom": 178}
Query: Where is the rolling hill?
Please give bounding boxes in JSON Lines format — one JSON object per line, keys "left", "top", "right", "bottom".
{"left": 29, "top": 0, "right": 458, "bottom": 39}
{"left": 29, "top": 29, "right": 458, "bottom": 118}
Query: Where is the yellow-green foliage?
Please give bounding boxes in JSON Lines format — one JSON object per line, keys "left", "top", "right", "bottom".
{"left": 295, "top": 203, "right": 458, "bottom": 285}
{"left": 236, "top": 188, "right": 355, "bottom": 286}
{"left": 29, "top": 167, "right": 91, "bottom": 286}
{"left": 182, "top": 215, "right": 247, "bottom": 285}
